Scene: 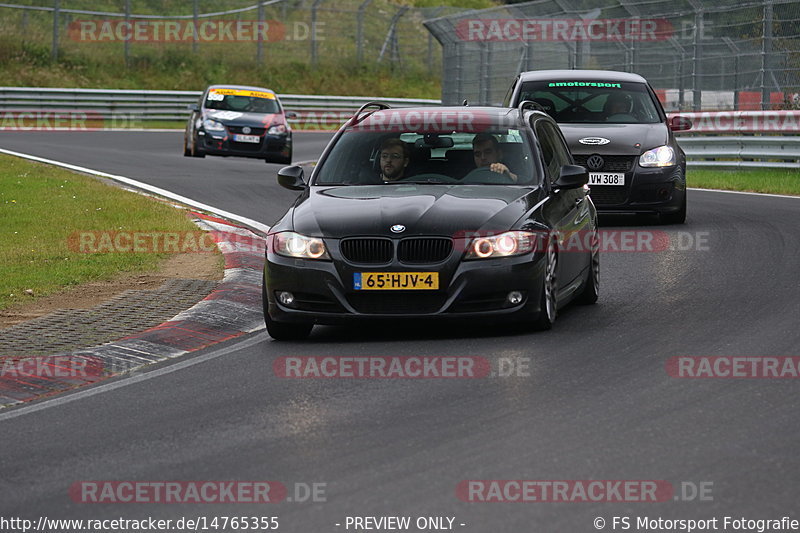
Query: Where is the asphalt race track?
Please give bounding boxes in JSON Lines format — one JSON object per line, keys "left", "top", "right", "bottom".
{"left": 1, "top": 131, "right": 799, "bottom": 531}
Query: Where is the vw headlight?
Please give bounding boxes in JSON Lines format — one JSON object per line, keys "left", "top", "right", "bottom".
{"left": 267, "top": 124, "right": 287, "bottom": 135}
{"left": 272, "top": 231, "right": 329, "bottom": 260}
{"left": 202, "top": 119, "right": 226, "bottom": 132}
{"left": 465, "top": 231, "right": 536, "bottom": 260}
{"left": 639, "top": 145, "right": 675, "bottom": 167}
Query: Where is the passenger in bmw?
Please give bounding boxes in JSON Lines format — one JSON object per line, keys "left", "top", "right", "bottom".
{"left": 378, "top": 138, "right": 410, "bottom": 182}
{"left": 472, "top": 133, "right": 518, "bottom": 182}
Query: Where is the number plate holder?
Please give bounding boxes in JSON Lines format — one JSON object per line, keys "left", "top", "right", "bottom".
{"left": 589, "top": 173, "right": 625, "bottom": 186}
{"left": 354, "top": 272, "right": 439, "bottom": 290}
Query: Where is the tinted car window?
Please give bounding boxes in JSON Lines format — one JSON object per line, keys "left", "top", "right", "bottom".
{"left": 315, "top": 128, "right": 539, "bottom": 186}
{"left": 205, "top": 92, "right": 280, "bottom": 114}
{"left": 518, "top": 81, "right": 661, "bottom": 124}
{"left": 535, "top": 121, "right": 571, "bottom": 182}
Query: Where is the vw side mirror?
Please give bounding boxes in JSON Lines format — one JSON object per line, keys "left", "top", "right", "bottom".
{"left": 669, "top": 115, "right": 692, "bottom": 132}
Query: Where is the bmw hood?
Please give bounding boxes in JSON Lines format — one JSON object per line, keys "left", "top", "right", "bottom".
{"left": 202, "top": 110, "right": 278, "bottom": 127}
{"left": 558, "top": 123, "right": 668, "bottom": 155}
{"left": 290, "top": 185, "right": 544, "bottom": 239}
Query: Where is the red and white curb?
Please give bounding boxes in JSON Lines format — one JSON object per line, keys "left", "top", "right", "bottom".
{"left": 0, "top": 212, "right": 266, "bottom": 409}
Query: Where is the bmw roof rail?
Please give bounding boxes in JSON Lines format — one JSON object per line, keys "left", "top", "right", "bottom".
{"left": 348, "top": 101, "right": 391, "bottom": 127}
{"left": 516, "top": 100, "right": 547, "bottom": 127}
{"left": 518, "top": 100, "right": 546, "bottom": 114}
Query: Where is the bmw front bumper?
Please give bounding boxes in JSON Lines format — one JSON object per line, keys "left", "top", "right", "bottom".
{"left": 263, "top": 250, "right": 548, "bottom": 325}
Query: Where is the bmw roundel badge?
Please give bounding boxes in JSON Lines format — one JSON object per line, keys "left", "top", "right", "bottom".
{"left": 390, "top": 224, "right": 406, "bottom": 233}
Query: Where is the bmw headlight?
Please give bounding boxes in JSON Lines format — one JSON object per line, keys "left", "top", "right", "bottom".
{"left": 272, "top": 231, "right": 329, "bottom": 260}
{"left": 639, "top": 145, "right": 675, "bottom": 167}
{"left": 465, "top": 231, "right": 536, "bottom": 260}
{"left": 267, "top": 124, "right": 287, "bottom": 135}
{"left": 202, "top": 119, "right": 226, "bottom": 132}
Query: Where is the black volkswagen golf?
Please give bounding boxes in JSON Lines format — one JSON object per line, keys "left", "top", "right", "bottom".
{"left": 263, "top": 103, "right": 599, "bottom": 340}
{"left": 505, "top": 70, "right": 692, "bottom": 223}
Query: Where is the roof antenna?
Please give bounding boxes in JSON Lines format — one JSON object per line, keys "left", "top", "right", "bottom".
{"left": 462, "top": 99, "right": 469, "bottom": 106}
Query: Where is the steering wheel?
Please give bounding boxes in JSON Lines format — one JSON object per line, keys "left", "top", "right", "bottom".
{"left": 605, "top": 113, "right": 637, "bottom": 123}
{"left": 461, "top": 168, "right": 515, "bottom": 184}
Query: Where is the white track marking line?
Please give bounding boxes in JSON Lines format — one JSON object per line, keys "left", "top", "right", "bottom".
{"left": 0, "top": 147, "right": 273, "bottom": 234}
{"left": 0, "top": 332, "right": 268, "bottom": 422}
{"left": 688, "top": 187, "right": 800, "bottom": 200}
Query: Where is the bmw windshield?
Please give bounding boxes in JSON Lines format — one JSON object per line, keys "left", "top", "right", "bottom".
{"left": 314, "top": 114, "right": 539, "bottom": 186}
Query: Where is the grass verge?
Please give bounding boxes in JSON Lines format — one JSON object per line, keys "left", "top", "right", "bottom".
{"left": 688, "top": 168, "right": 800, "bottom": 196}
{"left": 0, "top": 154, "right": 210, "bottom": 311}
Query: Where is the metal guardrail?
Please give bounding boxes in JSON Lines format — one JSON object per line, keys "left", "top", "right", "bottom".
{"left": 677, "top": 136, "right": 800, "bottom": 169}
{"left": 0, "top": 87, "right": 441, "bottom": 127}
{"left": 1, "top": 87, "right": 800, "bottom": 168}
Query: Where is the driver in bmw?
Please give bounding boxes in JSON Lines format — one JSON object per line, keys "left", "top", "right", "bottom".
{"left": 472, "top": 133, "right": 518, "bottom": 182}
{"left": 378, "top": 138, "right": 410, "bottom": 182}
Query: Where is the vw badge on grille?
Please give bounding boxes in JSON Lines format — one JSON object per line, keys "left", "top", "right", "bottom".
{"left": 390, "top": 224, "right": 406, "bottom": 233}
{"left": 586, "top": 155, "right": 605, "bottom": 171}
{"left": 242, "top": 126, "right": 251, "bottom": 134}
{"left": 579, "top": 137, "right": 610, "bottom": 145}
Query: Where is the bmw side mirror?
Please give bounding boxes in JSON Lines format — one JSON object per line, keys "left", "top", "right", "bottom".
{"left": 187, "top": 103, "right": 200, "bottom": 112}
{"left": 553, "top": 165, "right": 589, "bottom": 190}
{"left": 277, "top": 165, "right": 307, "bottom": 191}
{"left": 669, "top": 115, "right": 692, "bottom": 131}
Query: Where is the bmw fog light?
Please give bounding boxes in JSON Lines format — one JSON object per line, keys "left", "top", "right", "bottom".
{"left": 278, "top": 291, "right": 295, "bottom": 306}
{"left": 507, "top": 291, "right": 523, "bottom": 305}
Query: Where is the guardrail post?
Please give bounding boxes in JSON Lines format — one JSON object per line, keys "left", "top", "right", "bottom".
{"left": 51, "top": 0, "right": 60, "bottom": 61}
{"left": 124, "top": 0, "right": 131, "bottom": 67}
{"left": 692, "top": 7, "right": 703, "bottom": 111}
{"left": 761, "top": 0, "right": 774, "bottom": 111}
{"left": 427, "top": 7, "right": 445, "bottom": 73}
{"left": 192, "top": 0, "right": 199, "bottom": 54}
{"left": 356, "top": 0, "right": 373, "bottom": 62}
{"left": 257, "top": 0, "right": 265, "bottom": 64}
{"left": 311, "top": 0, "right": 323, "bottom": 66}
